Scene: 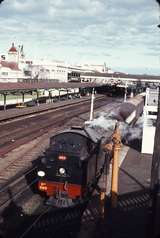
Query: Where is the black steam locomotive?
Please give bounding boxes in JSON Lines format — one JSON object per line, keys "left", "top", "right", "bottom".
{"left": 37, "top": 126, "right": 106, "bottom": 207}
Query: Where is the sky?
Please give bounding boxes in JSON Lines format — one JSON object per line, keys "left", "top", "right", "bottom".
{"left": 0, "top": 0, "right": 160, "bottom": 75}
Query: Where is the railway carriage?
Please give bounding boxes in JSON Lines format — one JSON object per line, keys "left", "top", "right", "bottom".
{"left": 111, "top": 95, "right": 144, "bottom": 124}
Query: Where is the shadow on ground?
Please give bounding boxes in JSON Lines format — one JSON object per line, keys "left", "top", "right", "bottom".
{"left": 93, "top": 189, "right": 152, "bottom": 238}
{"left": 0, "top": 188, "right": 87, "bottom": 238}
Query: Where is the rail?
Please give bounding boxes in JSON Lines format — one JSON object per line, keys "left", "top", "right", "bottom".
{"left": 0, "top": 95, "right": 105, "bottom": 123}
{"left": 0, "top": 96, "right": 108, "bottom": 156}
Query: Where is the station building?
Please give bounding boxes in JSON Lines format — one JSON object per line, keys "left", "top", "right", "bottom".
{"left": 0, "top": 43, "right": 26, "bottom": 82}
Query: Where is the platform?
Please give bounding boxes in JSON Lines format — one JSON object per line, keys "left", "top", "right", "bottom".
{"left": 99, "top": 148, "right": 152, "bottom": 238}
{"left": 0, "top": 96, "right": 91, "bottom": 122}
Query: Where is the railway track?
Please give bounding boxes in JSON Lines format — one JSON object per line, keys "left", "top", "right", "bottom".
{"left": 0, "top": 167, "right": 37, "bottom": 213}
{"left": 0, "top": 97, "right": 94, "bottom": 123}
{"left": 0, "top": 97, "right": 121, "bottom": 192}
{"left": 0, "top": 165, "right": 44, "bottom": 238}
{"left": 0, "top": 96, "right": 108, "bottom": 157}
{"left": 0, "top": 97, "right": 123, "bottom": 238}
{"left": 0, "top": 97, "right": 122, "bottom": 189}
{"left": 0, "top": 94, "right": 145, "bottom": 238}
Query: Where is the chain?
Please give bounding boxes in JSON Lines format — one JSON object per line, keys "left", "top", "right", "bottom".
{"left": 86, "top": 152, "right": 110, "bottom": 197}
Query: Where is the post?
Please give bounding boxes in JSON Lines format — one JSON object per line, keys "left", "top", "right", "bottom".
{"left": 111, "top": 123, "right": 121, "bottom": 208}
{"left": 49, "top": 90, "right": 51, "bottom": 103}
{"left": 36, "top": 90, "right": 39, "bottom": 106}
{"left": 124, "top": 81, "right": 127, "bottom": 102}
{"left": 59, "top": 89, "right": 61, "bottom": 101}
{"left": 89, "top": 88, "right": 95, "bottom": 121}
{"left": 21, "top": 92, "right": 24, "bottom": 104}
{"left": 3, "top": 93, "right": 7, "bottom": 110}
{"left": 67, "top": 89, "right": 69, "bottom": 100}
{"left": 130, "top": 89, "right": 134, "bottom": 98}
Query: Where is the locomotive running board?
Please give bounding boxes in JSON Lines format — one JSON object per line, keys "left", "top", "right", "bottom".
{"left": 46, "top": 196, "right": 74, "bottom": 208}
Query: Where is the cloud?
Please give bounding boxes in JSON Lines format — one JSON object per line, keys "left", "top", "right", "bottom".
{"left": 0, "top": 0, "right": 159, "bottom": 74}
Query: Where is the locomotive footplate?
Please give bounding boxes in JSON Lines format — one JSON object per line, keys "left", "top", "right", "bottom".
{"left": 46, "top": 191, "right": 74, "bottom": 208}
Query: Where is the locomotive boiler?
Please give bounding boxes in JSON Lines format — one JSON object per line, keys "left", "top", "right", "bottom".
{"left": 37, "top": 126, "right": 107, "bottom": 207}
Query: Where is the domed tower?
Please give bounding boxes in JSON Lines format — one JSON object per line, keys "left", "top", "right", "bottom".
{"left": 8, "top": 43, "right": 18, "bottom": 62}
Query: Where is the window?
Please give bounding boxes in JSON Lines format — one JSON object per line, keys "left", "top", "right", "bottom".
{"left": 2, "top": 72, "right": 8, "bottom": 76}
{"left": 148, "top": 111, "right": 157, "bottom": 116}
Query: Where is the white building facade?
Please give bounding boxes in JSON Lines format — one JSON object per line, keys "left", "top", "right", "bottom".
{"left": 0, "top": 43, "right": 112, "bottom": 83}
{"left": 141, "top": 88, "right": 158, "bottom": 154}
{"left": 0, "top": 43, "right": 27, "bottom": 82}
{"left": 27, "top": 60, "right": 69, "bottom": 82}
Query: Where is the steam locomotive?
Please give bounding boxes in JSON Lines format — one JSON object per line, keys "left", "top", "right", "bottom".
{"left": 37, "top": 126, "right": 107, "bottom": 207}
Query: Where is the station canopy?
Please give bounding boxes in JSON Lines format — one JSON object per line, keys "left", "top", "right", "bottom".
{"left": 0, "top": 82, "right": 99, "bottom": 93}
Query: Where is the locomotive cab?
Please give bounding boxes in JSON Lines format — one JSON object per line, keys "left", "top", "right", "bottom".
{"left": 37, "top": 127, "right": 101, "bottom": 206}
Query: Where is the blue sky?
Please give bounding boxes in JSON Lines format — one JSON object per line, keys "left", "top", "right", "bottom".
{"left": 0, "top": 0, "right": 160, "bottom": 74}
